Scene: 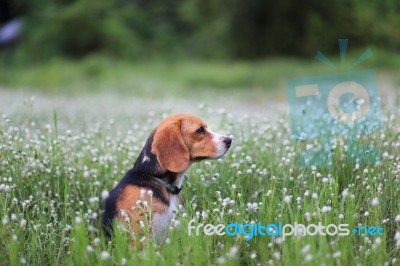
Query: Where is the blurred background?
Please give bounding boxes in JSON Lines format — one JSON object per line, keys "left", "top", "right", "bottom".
{"left": 0, "top": 0, "right": 399, "bottom": 111}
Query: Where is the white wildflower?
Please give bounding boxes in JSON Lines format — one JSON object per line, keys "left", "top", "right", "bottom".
{"left": 371, "top": 197, "right": 379, "bottom": 206}
{"left": 283, "top": 195, "right": 291, "bottom": 204}
{"left": 20, "top": 219, "right": 27, "bottom": 228}
{"left": 321, "top": 206, "right": 332, "bottom": 213}
{"left": 100, "top": 251, "right": 110, "bottom": 260}
{"left": 2, "top": 216, "right": 9, "bottom": 225}
{"left": 75, "top": 216, "right": 82, "bottom": 224}
{"left": 227, "top": 246, "right": 239, "bottom": 259}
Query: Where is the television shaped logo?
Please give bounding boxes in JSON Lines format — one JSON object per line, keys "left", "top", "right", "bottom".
{"left": 286, "top": 40, "right": 381, "bottom": 168}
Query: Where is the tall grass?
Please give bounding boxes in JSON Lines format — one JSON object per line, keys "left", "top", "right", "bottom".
{"left": 0, "top": 99, "right": 399, "bottom": 265}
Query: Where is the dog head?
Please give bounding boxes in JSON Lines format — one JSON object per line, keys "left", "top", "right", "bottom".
{"left": 151, "top": 114, "right": 232, "bottom": 173}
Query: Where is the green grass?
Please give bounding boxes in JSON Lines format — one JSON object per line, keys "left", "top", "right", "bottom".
{"left": 0, "top": 100, "right": 399, "bottom": 265}
{"left": 1, "top": 48, "right": 399, "bottom": 98}
{"left": 0, "top": 52, "right": 400, "bottom": 265}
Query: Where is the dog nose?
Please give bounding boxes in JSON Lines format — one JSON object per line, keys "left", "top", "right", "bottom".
{"left": 223, "top": 137, "right": 232, "bottom": 148}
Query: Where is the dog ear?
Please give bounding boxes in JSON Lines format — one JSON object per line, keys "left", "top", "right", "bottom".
{"left": 151, "top": 122, "right": 190, "bottom": 173}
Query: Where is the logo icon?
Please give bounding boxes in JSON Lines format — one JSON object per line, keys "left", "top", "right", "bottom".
{"left": 286, "top": 39, "right": 381, "bottom": 168}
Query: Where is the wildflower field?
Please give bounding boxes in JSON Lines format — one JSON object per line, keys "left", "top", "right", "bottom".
{"left": 1, "top": 66, "right": 400, "bottom": 265}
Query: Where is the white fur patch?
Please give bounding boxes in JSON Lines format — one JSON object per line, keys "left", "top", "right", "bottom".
{"left": 209, "top": 129, "right": 229, "bottom": 158}
{"left": 174, "top": 172, "right": 186, "bottom": 189}
{"left": 151, "top": 195, "right": 180, "bottom": 242}
{"left": 142, "top": 155, "right": 150, "bottom": 163}
{"left": 151, "top": 172, "right": 186, "bottom": 242}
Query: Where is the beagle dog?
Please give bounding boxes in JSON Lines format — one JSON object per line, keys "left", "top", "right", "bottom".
{"left": 102, "top": 114, "right": 232, "bottom": 242}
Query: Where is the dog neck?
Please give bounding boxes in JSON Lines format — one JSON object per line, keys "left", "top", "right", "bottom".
{"left": 150, "top": 171, "right": 187, "bottom": 195}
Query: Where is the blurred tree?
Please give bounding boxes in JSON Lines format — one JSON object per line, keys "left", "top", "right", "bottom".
{"left": 4, "top": 0, "right": 400, "bottom": 60}
{"left": 17, "top": 0, "right": 189, "bottom": 59}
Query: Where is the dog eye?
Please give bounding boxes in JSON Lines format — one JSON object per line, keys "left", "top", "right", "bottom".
{"left": 196, "top": 126, "right": 205, "bottom": 135}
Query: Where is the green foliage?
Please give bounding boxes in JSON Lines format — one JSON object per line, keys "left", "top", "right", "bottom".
{"left": 5, "top": 0, "right": 400, "bottom": 60}
{"left": 17, "top": 0, "right": 188, "bottom": 60}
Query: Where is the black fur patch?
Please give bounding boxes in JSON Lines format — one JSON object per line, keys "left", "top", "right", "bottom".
{"left": 101, "top": 130, "right": 178, "bottom": 238}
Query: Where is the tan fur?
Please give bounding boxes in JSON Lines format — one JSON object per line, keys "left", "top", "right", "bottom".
{"left": 151, "top": 121, "right": 190, "bottom": 173}
{"left": 152, "top": 114, "right": 218, "bottom": 168}
{"left": 112, "top": 114, "right": 230, "bottom": 244}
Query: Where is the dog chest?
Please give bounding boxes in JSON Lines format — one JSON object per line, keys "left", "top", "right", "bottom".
{"left": 151, "top": 194, "right": 180, "bottom": 242}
